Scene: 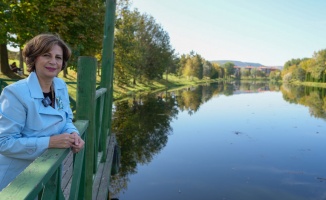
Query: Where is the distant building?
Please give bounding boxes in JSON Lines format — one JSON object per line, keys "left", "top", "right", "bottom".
{"left": 234, "top": 66, "right": 279, "bottom": 75}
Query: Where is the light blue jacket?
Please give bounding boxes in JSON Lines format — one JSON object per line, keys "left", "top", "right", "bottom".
{"left": 0, "top": 72, "right": 78, "bottom": 190}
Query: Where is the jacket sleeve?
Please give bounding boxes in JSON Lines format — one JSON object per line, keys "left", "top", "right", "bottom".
{"left": 60, "top": 83, "right": 79, "bottom": 135}
{"left": 0, "top": 87, "right": 49, "bottom": 160}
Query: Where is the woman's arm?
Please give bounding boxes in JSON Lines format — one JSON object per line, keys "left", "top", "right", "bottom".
{"left": 0, "top": 87, "right": 49, "bottom": 160}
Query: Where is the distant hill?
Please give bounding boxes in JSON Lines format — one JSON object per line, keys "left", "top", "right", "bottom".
{"left": 210, "top": 60, "right": 264, "bottom": 67}
{"left": 211, "top": 60, "right": 283, "bottom": 69}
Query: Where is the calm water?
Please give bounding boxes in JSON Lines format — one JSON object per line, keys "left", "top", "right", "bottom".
{"left": 110, "top": 82, "right": 326, "bottom": 200}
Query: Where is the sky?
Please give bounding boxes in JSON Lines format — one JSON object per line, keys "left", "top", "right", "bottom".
{"left": 130, "top": 0, "right": 326, "bottom": 66}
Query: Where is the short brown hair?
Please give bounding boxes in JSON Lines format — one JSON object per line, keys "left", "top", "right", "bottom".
{"left": 23, "top": 33, "right": 71, "bottom": 72}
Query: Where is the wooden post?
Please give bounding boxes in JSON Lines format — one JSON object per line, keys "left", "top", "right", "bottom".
{"left": 100, "top": 0, "right": 116, "bottom": 161}
{"left": 76, "top": 56, "right": 97, "bottom": 199}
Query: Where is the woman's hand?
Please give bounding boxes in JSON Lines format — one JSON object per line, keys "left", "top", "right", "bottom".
{"left": 70, "top": 132, "right": 85, "bottom": 154}
{"left": 49, "top": 133, "right": 76, "bottom": 148}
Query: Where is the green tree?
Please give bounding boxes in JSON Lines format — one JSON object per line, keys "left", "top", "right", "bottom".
{"left": 114, "top": 8, "right": 142, "bottom": 85}
{"left": 180, "top": 52, "right": 204, "bottom": 80}
{"left": 218, "top": 65, "right": 225, "bottom": 78}
{"left": 140, "top": 14, "right": 174, "bottom": 81}
{"left": 0, "top": 1, "right": 14, "bottom": 74}
{"left": 251, "top": 68, "right": 259, "bottom": 79}
{"left": 241, "top": 68, "right": 250, "bottom": 77}
{"left": 1, "top": 0, "right": 105, "bottom": 76}
{"left": 46, "top": 0, "right": 105, "bottom": 74}
{"left": 283, "top": 58, "right": 302, "bottom": 70}
{"left": 299, "top": 58, "right": 314, "bottom": 82}
{"left": 211, "top": 62, "right": 220, "bottom": 79}
{"left": 192, "top": 54, "right": 203, "bottom": 79}
{"left": 114, "top": 5, "right": 174, "bottom": 84}
{"left": 293, "top": 67, "right": 306, "bottom": 81}
{"left": 269, "top": 70, "right": 281, "bottom": 82}
{"left": 178, "top": 54, "right": 187, "bottom": 77}
{"left": 13, "top": 1, "right": 56, "bottom": 74}
{"left": 311, "top": 49, "right": 326, "bottom": 82}
{"left": 183, "top": 56, "right": 193, "bottom": 79}
{"left": 223, "top": 62, "right": 235, "bottom": 78}
{"left": 203, "top": 61, "right": 213, "bottom": 79}
{"left": 166, "top": 52, "right": 179, "bottom": 76}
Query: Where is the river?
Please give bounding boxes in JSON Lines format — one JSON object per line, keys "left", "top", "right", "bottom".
{"left": 110, "top": 82, "right": 326, "bottom": 200}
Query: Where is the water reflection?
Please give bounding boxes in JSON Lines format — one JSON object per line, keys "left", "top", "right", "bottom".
{"left": 281, "top": 84, "right": 326, "bottom": 119}
{"left": 111, "top": 93, "right": 178, "bottom": 193}
{"left": 110, "top": 82, "right": 326, "bottom": 197}
{"left": 175, "top": 81, "right": 281, "bottom": 115}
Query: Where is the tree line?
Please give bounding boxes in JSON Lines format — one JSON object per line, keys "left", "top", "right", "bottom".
{"left": 281, "top": 49, "right": 326, "bottom": 83}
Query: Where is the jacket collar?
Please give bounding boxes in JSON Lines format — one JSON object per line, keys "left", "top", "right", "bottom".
{"left": 26, "top": 72, "right": 65, "bottom": 99}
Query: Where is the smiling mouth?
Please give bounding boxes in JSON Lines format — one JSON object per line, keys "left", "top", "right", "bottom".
{"left": 46, "top": 67, "right": 57, "bottom": 71}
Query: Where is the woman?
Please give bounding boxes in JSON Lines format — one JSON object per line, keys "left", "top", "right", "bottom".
{"left": 10, "top": 62, "right": 18, "bottom": 72}
{"left": 0, "top": 34, "right": 85, "bottom": 190}
{"left": 10, "top": 62, "right": 23, "bottom": 75}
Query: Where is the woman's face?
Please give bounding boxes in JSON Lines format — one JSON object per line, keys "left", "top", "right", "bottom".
{"left": 34, "top": 44, "right": 63, "bottom": 80}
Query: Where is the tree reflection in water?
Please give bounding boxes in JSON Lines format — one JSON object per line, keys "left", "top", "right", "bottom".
{"left": 110, "top": 93, "right": 178, "bottom": 194}
{"left": 109, "top": 82, "right": 325, "bottom": 196}
{"left": 281, "top": 84, "right": 326, "bottom": 119}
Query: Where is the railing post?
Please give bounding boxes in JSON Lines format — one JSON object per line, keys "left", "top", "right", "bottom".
{"left": 76, "top": 56, "right": 97, "bottom": 199}
{"left": 100, "top": 0, "right": 116, "bottom": 161}
{"left": 0, "top": 79, "right": 3, "bottom": 94}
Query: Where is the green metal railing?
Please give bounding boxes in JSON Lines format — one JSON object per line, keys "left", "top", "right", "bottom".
{"left": 0, "top": 0, "right": 117, "bottom": 199}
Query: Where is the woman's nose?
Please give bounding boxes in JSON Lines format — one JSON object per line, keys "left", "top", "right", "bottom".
{"left": 49, "top": 56, "right": 57, "bottom": 64}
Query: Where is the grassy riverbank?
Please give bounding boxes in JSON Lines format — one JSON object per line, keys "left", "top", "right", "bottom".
{"left": 0, "top": 69, "right": 221, "bottom": 100}
{"left": 111, "top": 74, "right": 222, "bottom": 100}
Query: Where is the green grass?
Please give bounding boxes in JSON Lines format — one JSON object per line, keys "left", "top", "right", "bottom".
{"left": 112, "top": 74, "right": 227, "bottom": 100}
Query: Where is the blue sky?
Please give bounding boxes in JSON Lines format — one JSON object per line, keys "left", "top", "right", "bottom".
{"left": 131, "top": 0, "right": 326, "bottom": 66}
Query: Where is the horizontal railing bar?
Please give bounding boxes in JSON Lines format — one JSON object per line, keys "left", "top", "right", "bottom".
{"left": 0, "top": 149, "right": 70, "bottom": 199}
{"left": 74, "top": 120, "right": 89, "bottom": 136}
{"left": 0, "top": 120, "right": 89, "bottom": 199}
{"left": 95, "top": 88, "right": 107, "bottom": 99}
